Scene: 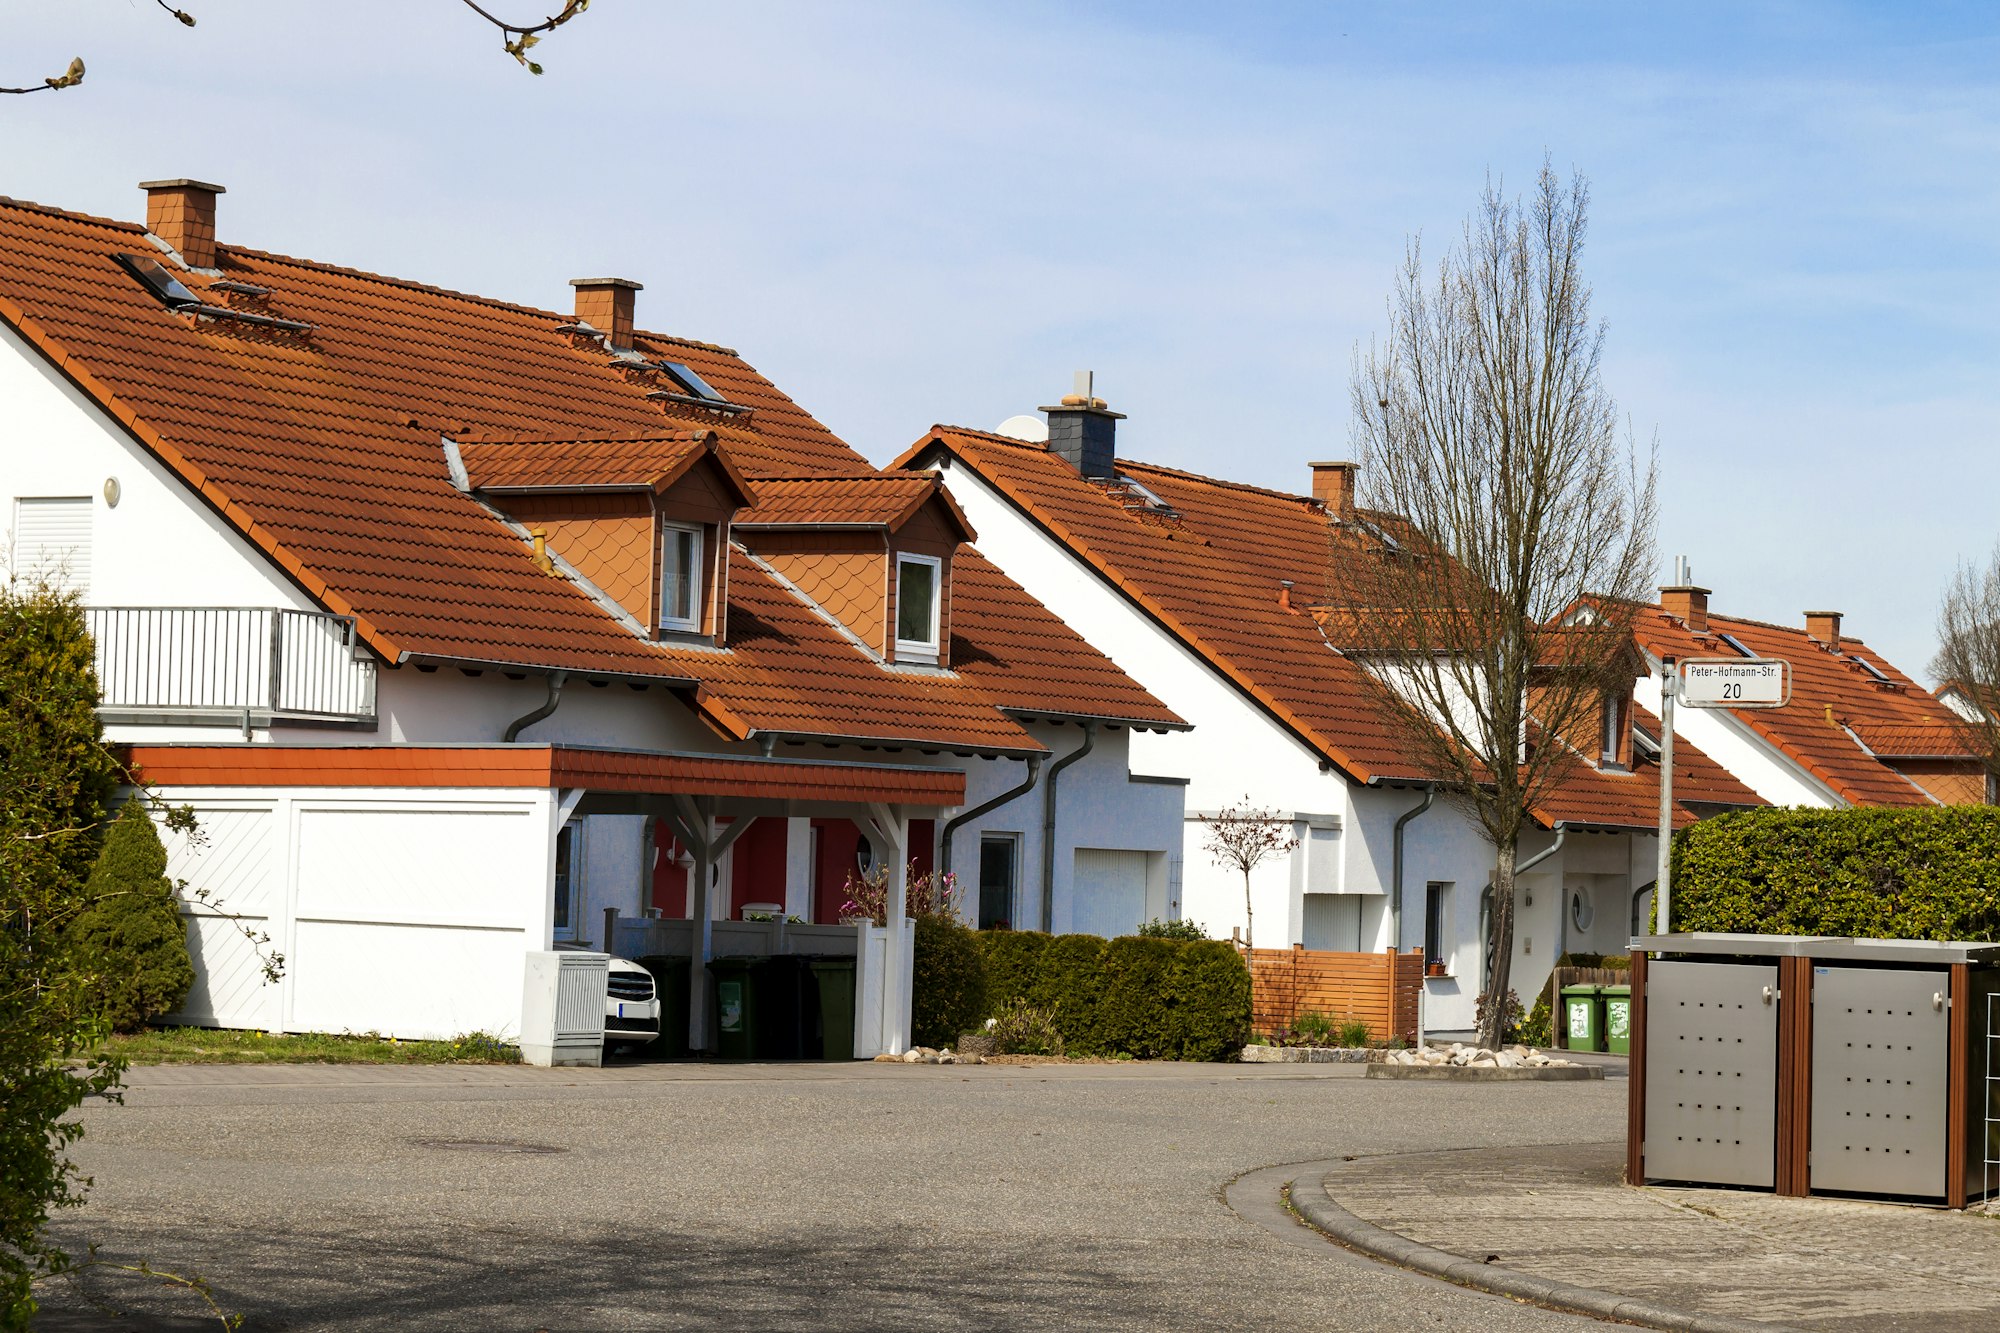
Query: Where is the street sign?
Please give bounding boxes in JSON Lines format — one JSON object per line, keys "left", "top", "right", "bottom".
{"left": 1678, "top": 657, "right": 1790, "bottom": 709}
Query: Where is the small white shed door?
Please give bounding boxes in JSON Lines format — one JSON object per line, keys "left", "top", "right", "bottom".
{"left": 12, "top": 497, "right": 92, "bottom": 596}
{"left": 1071, "top": 848, "right": 1148, "bottom": 939}
{"left": 1301, "top": 893, "right": 1362, "bottom": 951}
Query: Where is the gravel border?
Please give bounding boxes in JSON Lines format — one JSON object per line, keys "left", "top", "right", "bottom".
{"left": 1364, "top": 1064, "right": 1603, "bottom": 1082}
{"left": 1287, "top": 1164, "right": 1803, "bottom": 1333}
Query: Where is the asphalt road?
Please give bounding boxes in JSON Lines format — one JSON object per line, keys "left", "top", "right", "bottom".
{"left": 34, "top": 1058, "right": 1627, "bottom": 1331}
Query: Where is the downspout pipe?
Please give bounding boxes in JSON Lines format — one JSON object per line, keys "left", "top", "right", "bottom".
{"left": 503, "top": 670, "right": 567, "bottom": 742}
{"left": 1039, "top": 722, "right": 1097, "bottom": 933}
{"left": 1390, "top": 786, "right": 1435, "bottom": 951}
{"left": 1520, "top": 823, "right": 1570, "bottom": 959}
{"left": 940, "top": 754, "right": 1044, "bottom": 888}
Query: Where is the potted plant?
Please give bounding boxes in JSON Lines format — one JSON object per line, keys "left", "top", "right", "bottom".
{"left": 1425, "top": 960, "right": 1449, "bottom": 978}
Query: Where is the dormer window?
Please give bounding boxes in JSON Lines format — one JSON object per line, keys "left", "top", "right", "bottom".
{"left": 895, "top": 553, "right": 941, "bottom": 661}
{"left": 660, "top": 522, "right": 704, "bottom": 633}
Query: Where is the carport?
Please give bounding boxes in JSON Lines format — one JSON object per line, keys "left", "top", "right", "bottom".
{"left": 121, "top": 743, "right": 966, "bottom": 1054}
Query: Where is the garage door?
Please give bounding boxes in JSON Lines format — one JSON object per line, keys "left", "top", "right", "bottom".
{"left": 1071, "top": 848, "right": 1148, "bottom": 938}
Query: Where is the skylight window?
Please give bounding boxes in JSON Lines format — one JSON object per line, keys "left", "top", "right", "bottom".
{"left": 1717, "top": 632, "right": 1756, "bottom": 658}
{"left": 661, "top": 362, "right": 726, "bottom": 403}
{"left": 114, "top": 252, "right": 199, "bottom": 309}
{"left": 1854, "top": 656, "right": 1892, "bottom": 683}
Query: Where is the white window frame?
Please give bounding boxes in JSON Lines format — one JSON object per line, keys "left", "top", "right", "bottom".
{"left": 894, "top": 552, "right": 942, "bottom": 660}
{"left": 658, "top": 522, "right": 704, "bottom": 634}
{"left": 552, "top": 820, "right": 586, "bottom": 943}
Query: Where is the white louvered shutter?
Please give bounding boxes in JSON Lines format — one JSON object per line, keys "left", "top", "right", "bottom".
{"left": 12, "top": 497, "right": 92, "bottom": 596}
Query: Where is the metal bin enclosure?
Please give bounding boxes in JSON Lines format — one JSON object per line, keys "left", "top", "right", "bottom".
{"left": 1810, "top": 966, "right": 1948, "bottom": 1197}
{"left": 1642, "top": 960, "right": 1781, "bottom": 1188}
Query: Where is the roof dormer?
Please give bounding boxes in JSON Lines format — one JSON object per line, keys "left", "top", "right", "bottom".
{"left": 450, "top": 429, "right": 755, "bottom": 646}
{"left": 733, "top": 473, "right": 974, "bottom": 667}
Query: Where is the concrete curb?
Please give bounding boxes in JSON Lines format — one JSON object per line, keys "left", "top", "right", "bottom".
{"left": 1365, "top": 1064, "right": 1604, "bottom": 1082}
{"left": 1288, "top": 1169, "right": 1803, "bottom": 1333}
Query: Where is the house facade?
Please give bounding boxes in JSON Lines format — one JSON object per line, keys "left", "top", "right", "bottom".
{"left": 0, "top": 180, "right": 1187, "bottom": 1052}
{"left": 896, "top": 385, "right": 1760, "bottom": 1030}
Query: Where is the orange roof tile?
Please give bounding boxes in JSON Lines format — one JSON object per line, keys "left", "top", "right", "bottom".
{"left": 0, "top": 193, "right": 1180, "bottom": 751}
{"left": 1616, "top": 601, "right": 1977, "bottom": 807}
{"left": 735, "top": 473, "right": 972, "bottom": 539}
{"left": 1530, "top": 703, "right": 1763, "bottom": 831}
{"left": 457, "top": 430, "right": 752, "bottom": 501}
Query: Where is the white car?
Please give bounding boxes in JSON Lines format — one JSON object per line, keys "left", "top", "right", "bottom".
{"left": 604, "top": 956, "right": 661, "bottom": 1050}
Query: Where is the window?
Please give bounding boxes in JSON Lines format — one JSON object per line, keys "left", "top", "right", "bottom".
{"left": 978, "top": 834, "right": 1018, "bottom": 930}
{"left": 11, "top": 497, "right": 92, "bottom": 597}
{"left": 1601, "top": 695, "right": 1624, "bottom": 767}
{"left": 552, "top": 821, "right": 585, "bottom": 942}
{"left": 659, "top": 523, "right": 703, "bottom": 633}
{"left": 895, "top": 553, "right": 941, "bottom": 658}
{"left": 1424, "top": 882, "right": 1451, "bottom": 968}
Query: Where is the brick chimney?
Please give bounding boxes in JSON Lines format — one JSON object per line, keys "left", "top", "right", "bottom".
{"left": 1041, "top": 371, "right": 1124, "bottom": 479}
{"left": 1660, "top": 582, "right": 1711, "bottom": 635}
{"left": 140, "top": 179, "right": 224, "bottom": 270}
{"left": 570, "top": 277, "right": 642, "bottom": 350}
{"left": 1310, "top": 461, "right": 1356, "bottom": 514}
{"left": 1805, "top": 610, "right": 1843, "bottom": 652}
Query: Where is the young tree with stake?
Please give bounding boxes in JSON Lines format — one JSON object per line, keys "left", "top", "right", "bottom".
{"left": 1199, "top": 799, "right": 1297, "bottom": 952}
{"left": 1331, "top": 162, "right": 1658, "bottom": 1050}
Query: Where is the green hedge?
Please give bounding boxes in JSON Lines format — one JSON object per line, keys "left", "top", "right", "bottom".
{"left": 973, "top": 929, "right": 1249, "bottom": 1060}
{"left": 1673, "top": 806, "right": 2000, "bottom": 941}
{"left": 910, "top": 916, "right": 987, "bottom": 1049}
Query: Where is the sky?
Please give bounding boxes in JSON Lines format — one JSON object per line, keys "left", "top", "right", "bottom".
{"left": 6, "top": 1, "right": 1997, "bottom": 676}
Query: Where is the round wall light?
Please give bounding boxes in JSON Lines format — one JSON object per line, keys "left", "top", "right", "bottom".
{"left": 103, "top": 476, "right": 122, "bottom": 507}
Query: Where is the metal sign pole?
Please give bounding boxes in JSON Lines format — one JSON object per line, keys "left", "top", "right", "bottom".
{"left": 1656, "top": 655, "right": 1676, "bottom": 936}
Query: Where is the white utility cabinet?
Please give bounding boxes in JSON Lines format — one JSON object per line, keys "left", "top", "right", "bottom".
{"left": 520, "top": 951, "right": 608, "bottom": 1067}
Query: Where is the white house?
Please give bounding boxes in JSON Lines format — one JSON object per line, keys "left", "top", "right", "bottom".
{"left": 0, "top": 180, "right": 1187, "bottom": 1053}
{"left": 894, "top": 383, "right": 1761, "bottom": 1030}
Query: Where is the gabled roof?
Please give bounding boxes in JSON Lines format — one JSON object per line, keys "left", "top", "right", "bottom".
{"left": 1531, "top": 703, "right": 1762, "bottom": 832}
{"left": 1618, "top": 600, "right": 1976, "bottom": 807}
{"left": 0, "top": 193, "right": 1180, "bottom": 751}
{"left": 899, "top": 424, "right": 1745, "bottom": 827}
{"left": 734, "top": 472, "right": 973, "bottom": 541}
{"left": 456, "top": 429, "right": 755, "bottom": 503}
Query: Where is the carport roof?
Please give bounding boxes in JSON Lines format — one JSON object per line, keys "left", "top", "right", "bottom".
{"left": 120, "top": 743, "right": 966, "bottom": 806}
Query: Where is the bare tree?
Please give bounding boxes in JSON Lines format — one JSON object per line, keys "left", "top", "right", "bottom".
{"left": 1331, "top": 162, "right": 1658, "bottom": 1049}
{"left": 5, "top": 0, "right": 589, "bottom": 94}
{"left": 1933, "top": 542, "right": 2000, "bottom": 797}
{"left": 1198, "top": 798, "right": 1297, "bottom": 951}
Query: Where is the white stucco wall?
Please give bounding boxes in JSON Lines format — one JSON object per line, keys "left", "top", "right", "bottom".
{"left": 1633, "top": 671, "right": 1840, "bottom": 809}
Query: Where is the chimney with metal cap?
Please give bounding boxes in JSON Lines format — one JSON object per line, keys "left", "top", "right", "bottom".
{"left": 1659, "top": 557, "right": 1710, "bottom": 635}
{"left": 1041, "top": 371, "right": 1125, "bottom": 479}
{"left": 140, "top": 179, "right": 224, "bottom": 270}
{"left": 1310, "top": 461, "right": 1357, "bottom": 514}
{"left": 1805, "top": 610, "right": 1843, "bottom": 652}
{"left": 570, "top": 277, "right": 642, "bottom": 350}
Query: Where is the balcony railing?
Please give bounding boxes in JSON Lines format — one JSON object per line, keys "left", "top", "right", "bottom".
{"left": 86, "top": 606, "right": 377, "bottom": 727}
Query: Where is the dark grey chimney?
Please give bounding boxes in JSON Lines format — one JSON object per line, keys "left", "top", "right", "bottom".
{"left": 1040, "top": 371, "right": 1125, "bottom": 479}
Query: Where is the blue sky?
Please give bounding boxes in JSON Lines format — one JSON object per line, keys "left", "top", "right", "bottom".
{"left": 7, "top": 2, "right": 1997, "bottom": 675}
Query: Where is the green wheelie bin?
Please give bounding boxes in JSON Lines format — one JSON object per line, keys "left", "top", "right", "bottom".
{"left": 637, "top": 954, "right": 691, "bottom": 1059}
{"left": 708, "top": 956, "right": 761, "bottom": 1059}
{"left": 1601, "top": 984, "right": 1632, "bottom": 1055}
{"left": 1560, "top": 985, "right": 1604, "bottom": 1052}
{"left": 809, "top": 956, "right": 858, "bottom": 1060}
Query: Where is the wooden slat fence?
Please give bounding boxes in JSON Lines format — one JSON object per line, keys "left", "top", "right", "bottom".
{"left": 1243, "top": 945, "right": 1424, "bottom": 1045}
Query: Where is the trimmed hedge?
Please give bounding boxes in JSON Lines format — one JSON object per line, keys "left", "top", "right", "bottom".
{"left": 1673, "top": 806, "right": 2000, "bottom": 941}
{"left": 910, "top": 916, "right": 987, "bottom": 1050}
{"left": 974, "top": 929, "right": 1249, "bottom": 1060}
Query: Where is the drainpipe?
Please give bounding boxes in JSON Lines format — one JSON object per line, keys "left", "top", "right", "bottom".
{"left": 940, "top": 754, "right": 1044, "bottom": 890}
{"left": 1520, "top": 823, "right": 1570, "bottom": 959}
{"left": 503, "top": 671, "right": 567, "bottom": 742}
{"left": 1039, "top": 722, "right": 1097, "bottom": 933}
{"left": 1390, "top": 786, "right": 1435, "bottom": 950}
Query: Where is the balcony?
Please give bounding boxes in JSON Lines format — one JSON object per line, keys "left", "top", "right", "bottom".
{"left": 87, "top": 607, "right": 378, "bottom": 731}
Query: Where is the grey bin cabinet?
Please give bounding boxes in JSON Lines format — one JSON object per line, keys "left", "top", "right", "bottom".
{"left": 1629, "top": 933, "right": 2000, "bottom": 1209}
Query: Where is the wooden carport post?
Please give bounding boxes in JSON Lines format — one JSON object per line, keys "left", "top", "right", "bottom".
{"left": 665, "top": 795, "right": 758, "bottom": 1054}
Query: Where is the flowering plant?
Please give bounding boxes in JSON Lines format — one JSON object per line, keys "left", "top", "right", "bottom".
{"left": 839, "top": 860, "right": 961, "bottom": 926}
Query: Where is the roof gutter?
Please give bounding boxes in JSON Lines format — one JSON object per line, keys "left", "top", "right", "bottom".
{"left": 1039, "top": 721, "right": 1097, "bottom": 932}
{"left": 999, "top": 707, "right": 1191, "bottom": 733}
{"left": 939, "top": 754, "right": 1044, "bottom": 889}
{"left": 1390, "top": 786, "right": 1435, "bottom": 951}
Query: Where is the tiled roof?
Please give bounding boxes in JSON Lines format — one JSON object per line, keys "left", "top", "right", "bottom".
{"left": 1620, "top": 602, "right": 1976, "bottom": 807}
{"left": 456, "top": 430, "right": 746, "bottom": 497}
{"left": 1533, "top": 703, "right": 1762, "bottom": 832}
{"left": 735, "top": 473, "right": 970, "bottom": 537}
{"left": 0, "top": 194, "right": 1179, "bottom": 750}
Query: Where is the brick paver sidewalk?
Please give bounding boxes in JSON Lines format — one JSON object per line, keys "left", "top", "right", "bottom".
{"left": 1318, "top": 1142, "right": 2000, "bottom": 1330}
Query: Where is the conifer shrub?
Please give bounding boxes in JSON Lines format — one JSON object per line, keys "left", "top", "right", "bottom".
{"left": 1673, "top": 806, "right": 2000, "bottom": 941}
{"left": 1096, "top": 935, "right": 1177, "bottom": 1057}
{"left": 70, "top": 799, "right": 196, "bottom": 1033}
{"left": 910, "top": 915, "right": 987, "bottom": 1050}
{"left": 1163, "top": 938, "right": 1251, "bottom": 1061}
{"left": 978, "top": 928, "right": 1052, "bottom": 1011}
{"left": 1028, "top": 932, "right": 1107, "bottom": 1051}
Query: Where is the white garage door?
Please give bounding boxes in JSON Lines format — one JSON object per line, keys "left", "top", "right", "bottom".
{"left": 1071, "top": 848, "right": 1148, "bottom": 939}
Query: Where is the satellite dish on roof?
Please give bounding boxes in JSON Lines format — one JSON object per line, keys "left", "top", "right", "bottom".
{"left": 994, "top": 414, "right": 1048, "bottom": 443}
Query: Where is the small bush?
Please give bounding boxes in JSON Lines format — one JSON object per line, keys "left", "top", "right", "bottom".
{"left": 1137, "top": 917, "right": 1206, "bottom": 941}
{"left": 1334, "top": 1018, "right": 1372, "bottom": 1048}
{"left": 979, "top": 929, "right": 1052, "bottom": 1012}
{"left": 1029, "top": 933, "right": 1107, "bottom": 1052}
{"left": 911, "top": 915, "right": 988, "bottom": 1050}
{"left": 987, "top": 998, "right": 1064, "bottom": 1056}
{"left": 1290, "top": 1011, "right": 1335, "bottom": 1046}
{"left": 69, "top": 799, "right": 195, "bottom": 1033}
{"left": 1164, "top": 939, "right": 1251, "bottom": 1061}
{"left": 1475, "top": 988, "right": 1525, "bottom": 1045}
